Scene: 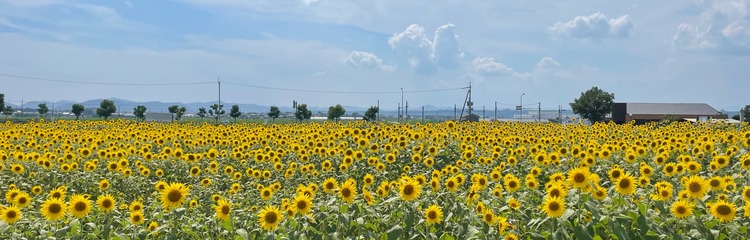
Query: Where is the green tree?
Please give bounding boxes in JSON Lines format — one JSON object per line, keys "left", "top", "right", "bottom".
{"left": 294, "top": 104, "right": 312, "bottom": 122}
{"left": 268, "top": 106, "right": 280, "bottom": 122}
{"left": 742, "top": 105, "right": 750, "bottom": 123}
{"left": 363, "top": 106, "right": 379, "bottom": 122}
{"left": 168, "top": 105, "right": 187, "bottom": 121}
{"left": 229, "top": 105, "right": 242, "bottom": 122}
{"left": 96, "top": 99, "right": 117, "bottom": 120}
{"left": 72, "top": 104, "right": 85, "bottom": 120}
{"left": 327, "top": 104, "right": 346, "bottom": 121}
{"left": 133, "top": 105, "right": 147, "bottom": 122}
{"left": 0, "top": 93, "right": 5, "bottom": 113}
{"left": 2, "top": 106, "right": 13, "bottom": 119}
{"left": 176, "top": 107, "right": 186, "bottom": 121}
{"left": 37, "top": 103, "right": 49, "bottom": 119}
{"left": 197, "top": 107, "right": 207, "bottom": 121}
{"left": 570, "top": 87, "right": 615, "bottom": 123}
{"left": 209, "top": 104, "right": 225, "bottom": 123}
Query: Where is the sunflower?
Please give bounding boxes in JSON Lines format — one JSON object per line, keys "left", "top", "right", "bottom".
{"left": 507, "top": 198, "right": 521, "bottom": 210}
{"left": 161, "top": 183, "right": 189, "bottom": 210}
{"left": 13, "top": 192, "right": 31, "bottom": 208}
{"left": 338, "top": 180, "right": 357, "bottom": 203}
{"left": 615, "top": 172, "right": 636, "bottom": 195}
{"left": 683, "top": 175, "right": 709, "bottom": 200}
{"left": 742, "top": 186, "right": 750, "bottom": 203}
{"left": 567, "top": 167, "right": 590, "bottom": 189}
{"left": 41, "top": 197, "right": 67, "bottom": 220}
{"left": 5, "top": 189, "right": 21, "bottom": 203}
{"left": 399, "top": 179, "right": 421, "bottom": 201}
{"left": 445, "top": 177, "right": 460, "bottom": 192}
{"left": 744, "top": 202, "right": 750, "bottom": 219}
{"left": 32, "top": 186, "right": 42, "bottom": 195}
{"left": 49, "top": 188, "right": 66, "bottom": 200}
{"left": 292, "top": 194, "right": 312, "bottom": 215}
{"left": 707, "top": 176, "right": 724, "bottom": 192}
{"left": 541, "top": 196, "right": 565, "bottom": 218}
{"left": 671, "top": 199, "right": 694, "bottom": 219}
{"left": 189, "top": 166, "right": 201, "bottom": 176}
{"left": 322, "top": 178, "right": 338, "bottom": 194}
{"left": 504, "top": 174, "right": 521, "bottom": 193}
{"left": 130, "top": 200, "right": 144, "bottom": 212}
{"left": 149, "top": 221, "right": 159, "bottom": 232}
{"left": 215, "top": 199, "right": 231, "bottom": 221}
{"left": 97, "top": 194, "right": 116, "bottom": 213}
{"left": 68, "top": 194, "right": 92, "bottom": 218}
{"left": 258, "top": 205, "right": 283, "bottom": 231}
{"left": 130, "top": 211, "right": 145, "bottom": 225}
{"left": 482, "top": 209, "right": 496, "bottom": 225}
{"left": 497, "top": 216, "right": 510, "bottom": 234}
{"left": 1, "top": 205, "right": 21, "bottom": 224}
{"left": 505, "top": 233, "right": 519, "bottom": 240}
{"left": 710, "top": 200, "right": 736, "bottom": 222}
{"left": 260, "top": 187, "right": 273, "bottom": 201}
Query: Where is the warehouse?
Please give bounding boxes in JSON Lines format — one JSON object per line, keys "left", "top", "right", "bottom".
{"left": 611, "top": 103, "right": 724, "bottom": 124}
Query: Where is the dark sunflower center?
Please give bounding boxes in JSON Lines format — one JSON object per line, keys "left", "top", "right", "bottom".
{"left": 52, "top": 192, "right": 61, "bottom": 198}
{"left": 619, "top": 179, "right": 631, "bottom": 189}
{"left": 447, "top": 181, "right": 455, "bottom": 188}
{"left": 612, "top": 171, "right": 621, "bottom": 178}
{"left": 428, "top": 210, "right": 437, "bottom": 219}
{"left": 676, "top": 206, "right": 686, "bottom": 214}
{"left": 103, "top": 199, "right": 112, "bottom": 208}
{"left": 75, "top": 202, "right": 87, "bottom": 211}
{"left": 6, "top": 211, "right": 17, "bottom": 218}
{"left": 550, "top": 189, "right": 560, "bottom": 197}
{"left": 18, "top": 197, "right": 27, "bottom": 204}
{"left": 222, "top": 205, "right": 230, "bottom": 214}
{"left": 574, "top": 174, "right": 585, "bottom": 183}
{"left": 133, "top": 205, "right": 141, "bottom": 211}
{"left": 710, "top": 180, "right": 720, "bottom": 187}
{"left": 134, "top": 215, "right": 141, "bottom": 222}
{"left": 49, "top": 203, "right": 62, "bottom": 213}
{"left": 168, "top": 190, "right": 182, "bottom": 202}
{"left": 264, "top": 212, "right": 277, "bottom": 223}
{"left": 341, "top": 188, "right": 351, "bottom": 197}
{"left": 548, "top": 202, "right": 560, "bottom": 211}
{"left": 716, "top": 205, "right": 732, "bottom": 215}
{"left": 326, "top": 183, "right": 334, "bottom": 189}
{"left": 403, "top": 185, "right": 414, "bottom": 195}
{"left": 689, "top": 182, "right": 702, "bottom": 192}
{"left": 509, "top": 181, "right": 517, "bottom": 188}
{"left": 297, "top": 200, "right": 308, "bottom": 210}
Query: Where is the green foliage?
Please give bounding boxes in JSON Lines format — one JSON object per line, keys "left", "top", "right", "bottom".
{"left": 229, "top": 105, "right": 242, "bottom": 122}
{"left": 197, "top": 107, "right": 207, "bottom": 120}
{"left": 168, "top": 105, "right": 186, "bottom": 121}
{"left": 37, "top": 103, "right": 49, "bottom": 117}
{"left": 327, "top": 104, "right": 346, "bottom": 121}
{"left": 363, "top": 106, "right": 379, "bottom": 122}
{"left": 209, "top": 104, "right": 225, "bottom": 123}
{"left": 2, "top": 105, "right": 12, "bottom": 118}
{"left": 294, "top": 104, "right": 312, "bottom": 122}
{"left": 96, "top": 99, "right": 117, "bottom": 120}
{"left": 570, "top": 86, "right": 615, "bottom": 123}
{"left": 0, "top": 93, "right": 4, "bottom": 112}
{"left": 742, "top": 105, "right": 750, "bottom": 123}
{"left": 133, "top": 105, "right": 147, "bottom": 122}
{"left": 268, "top": 106, "right": 280, "bottom": 122}
{"left": 71, "top": 104, "right": 85, "bottom": 120}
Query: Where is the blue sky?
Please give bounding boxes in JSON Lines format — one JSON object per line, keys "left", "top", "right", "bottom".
{"left": 1, "top": 0, "right": 748, "bottom": 111}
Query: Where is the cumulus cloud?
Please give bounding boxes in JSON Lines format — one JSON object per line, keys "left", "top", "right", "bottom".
{"left": 673, "top": 0, "right": 750, "bottom": 53}
{"left": 344, "top": 51, "right": 395, "bottom": 71}
{"left": 470, "top": 57, "right": 516, "bottom": 76}
{"left": 468, "top": 56, "right": 569, "bottom": 83}
{"left": 388, "top": 23, "right": 463, "bottom": 74}
{"left": 548, "top": 12, "right": 634, "bottom": 39}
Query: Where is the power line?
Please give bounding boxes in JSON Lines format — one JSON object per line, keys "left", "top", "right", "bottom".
{"left": 0, "top": 73, "right": 214, "bottom": 86}
{"left": 0, "top": 72, "right": 466, "bottom": 94}
{"left": 222, "top": 81, "right": 465, "bottom": 94}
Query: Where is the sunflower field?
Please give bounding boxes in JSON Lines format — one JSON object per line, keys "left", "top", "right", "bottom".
{"left": 1, "top": 119, "right": 750, "bottom": 239}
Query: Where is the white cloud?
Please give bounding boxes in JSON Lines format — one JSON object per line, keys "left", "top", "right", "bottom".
{"left": 345, "top": 51, "right": 395, "bottom": 71}
{"left": 432, "top": 24, "right": 464, "bottom": 69}
{"left": 388, "top": 23, "right": 463, "bottom": 74}
{"left": 548, "top": 12, "right": 634, "bottom": 39}
{"left": 302, "top": 0, "right": 321, "bottom": 6}
{"left": 470, "top": 57, "right": 516, "bottom": 76}
{"left": 673, "top": 0, "right": 750, "bottom": 52}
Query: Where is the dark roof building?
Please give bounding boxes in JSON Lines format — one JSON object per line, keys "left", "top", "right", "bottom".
{"left": 611, "top": 103, "right": 724, "bottom": 124}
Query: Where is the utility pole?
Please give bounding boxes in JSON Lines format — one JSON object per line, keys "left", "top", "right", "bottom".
{"left": 482, "top": 105, "right": 485, "bottom": 121}
{"left": 405, "top": 101, "right": 409, "bottom": 121}
{"left": 454, "top": 104, "right": 457, "bottom": 121}
{"left": 400, "top": 88, "right": 404, "bottom": 122}
{"left": 494, "top": 101, "right": 497, "bottom": 121}
{"left": 421, "top": 106, "right": 424, "bottom": 124}
{"left": 398, "top": 103, "right": 401, "bottom": 121}
{"left": 538, "top": 102, "right": 541, "bottom": 122}
{"left": 216, "top": 77, "right": 222, "bottom": 124}
{"left": 52, "top": 101, "right": 55, "bottom": 121}
{"left": 519, "top": 93, "right": 525, "bottom": 122}
{"left": 377, "top": 100, "right": 380, "bottom": 121}
{"left": 467, "top": 82, "right": 472, "bottom": 122}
